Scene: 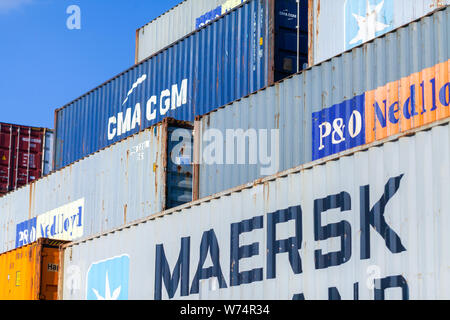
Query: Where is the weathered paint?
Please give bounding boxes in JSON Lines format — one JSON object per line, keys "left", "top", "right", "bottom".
{"left": 0, "top": 238, "right": 66, "bottom": 300}
{"left": 0, "top": 119, "right": 193, "bottom": 254}
{"left": 61, "top": 121, "right": 450, "bottom": 300}
{"left": 196, "top": 6, "right": 449, "bottom": 198}
{"left": 309, "top": 0, "right": 450, "bottom": 66}
{"left": 55, "top": 0, "right": 306, "bottom": 170}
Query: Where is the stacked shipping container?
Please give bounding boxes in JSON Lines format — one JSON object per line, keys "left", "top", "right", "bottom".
{"left": 195, "top": 5, "right": 449, "bottom": 198}
{"left": 60, "top": 119, "right": 450, "bottom": 300}
{"left": 0, "top": 123, "right": 53, "bottom": 196}
{"left": 136, "top": 0, "right": 450, "bottom": 67}
{"left": 0, "top": 119, "right": 192, "bottom": 253}
{"left": 53, "top": 0, "right": 308, "bottom": 170}
{"left": 0, "top": 0, "right": 448, "bottom": 301}
{"left": 57, "top": 6, "right": 449, "bottom": 300}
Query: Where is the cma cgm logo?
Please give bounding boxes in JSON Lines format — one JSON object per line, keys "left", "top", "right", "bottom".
{"left": 107, "top": 75, "right": 188, "bottom": 140}
{"left": 346, "top": 0, "right": 394, "bottom": 50}
{"left": 312, "top": 60, "right": 450, "bottom": 160}
{"left": 86, "top": 255, "right": 130, "bottom": 300}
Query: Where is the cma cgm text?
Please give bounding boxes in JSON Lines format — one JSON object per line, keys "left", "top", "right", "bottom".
{"left": 107, "top": 79, "right": 188, "bottom": 140}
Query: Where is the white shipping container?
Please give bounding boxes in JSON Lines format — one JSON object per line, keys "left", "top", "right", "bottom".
{"left": 61, "top": 120, "right": 450, "bottom": 300}
{"left": 136, "top": 0, "right": 247, "bottom": 63}
{"left": 309, "top": 0, "right": 449, "bottom": 65}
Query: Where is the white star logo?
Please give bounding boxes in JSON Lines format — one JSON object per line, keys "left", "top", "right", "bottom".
{"left": 349, "top": 0, "right": 390, "bottom": 45}
{"left": 91, "top": 272, "right": 122, "bottom": 300}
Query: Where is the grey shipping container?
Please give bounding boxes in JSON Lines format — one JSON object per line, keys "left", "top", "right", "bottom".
{"left": 194, "top": 5, "right": 449, "bottom": 199}
{"left": 0, "top": 118, "right": 193, "bottom": 254}
{"left": 60, "top": 119, "right": 450, "bottom": 300}
{"left": 308, "top": 0, "right": 450, "bottom": 66}
{"left": 54, "top": 0, "right": 308, "bottom": 171}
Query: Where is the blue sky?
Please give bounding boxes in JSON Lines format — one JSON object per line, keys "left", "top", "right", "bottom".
{"left": 0, "top": 0, "right": 181, "bottom": 128}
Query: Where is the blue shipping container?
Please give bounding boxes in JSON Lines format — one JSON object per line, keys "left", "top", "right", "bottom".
{"left": 54, "top": 0, "right": 308, "bottom": 170}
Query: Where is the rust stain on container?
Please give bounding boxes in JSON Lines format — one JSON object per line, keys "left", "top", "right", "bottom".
{"left": 28, "top": 183, "right": 34, "bottom": 220}
{"left": 308, "top": 0, "right": 317, "bottom": 66}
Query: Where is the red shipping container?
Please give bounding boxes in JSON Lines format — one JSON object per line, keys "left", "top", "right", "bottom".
{"left": 0, "top": 123, "right": 53, "bottom": 196}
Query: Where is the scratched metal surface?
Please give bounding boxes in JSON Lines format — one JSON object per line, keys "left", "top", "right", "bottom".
{"left": 196, "top": 6, "right": 449, "bottom": 199}
{"left": 0, "top": 121, "right": 192, "bottom": 254}
{"left": 61, "top": 121, "right": 450, "bottom": 300}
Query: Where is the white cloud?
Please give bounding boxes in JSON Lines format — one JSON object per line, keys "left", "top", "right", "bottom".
{"left": 0, "top": 0, "right": 33, "bottom": 13}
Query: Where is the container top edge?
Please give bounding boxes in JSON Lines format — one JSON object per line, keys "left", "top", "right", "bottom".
{"left": 135, "top": 0, "right": 189, "bottom": 33}
{"left": 0, "top": 122, "right": 53, "bottom": 131}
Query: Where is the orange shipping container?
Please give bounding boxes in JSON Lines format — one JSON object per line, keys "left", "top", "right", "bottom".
{"left": 0, "top": 238, "right": 66, "bottom": 300}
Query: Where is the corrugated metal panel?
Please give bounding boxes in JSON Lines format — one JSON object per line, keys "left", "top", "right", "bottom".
{"left": 196, "top": 6, "right": 449, "bottom": 198}
{"left": 55, "top": 0, "right": 286, "bottom": 171}
{"left": 0, "top": 123, "right": 54, "bottom": 196}
{"left": 0, "top": 120, "right": 193, "bottom": 254}
{"left": 309, "top": 0, "right": 450, "bottom": 66}
{"left": 136, "top": 0, "right": 247, "bottom": 63}
{"left": 61, "top": 120, "right": 450, "bottom": 300}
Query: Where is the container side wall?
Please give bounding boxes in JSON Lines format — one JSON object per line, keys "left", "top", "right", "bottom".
{"left": 62, "top": 122, "right": 450, "bottom": 300}
{"left": 0, "top": 242, "right": 40, "bottom": 300}
{"left": 197, "top": 6, "right": 449, "bottom": 198}
{"left": 0, "top": 123, "right": 176, "bottom": 254}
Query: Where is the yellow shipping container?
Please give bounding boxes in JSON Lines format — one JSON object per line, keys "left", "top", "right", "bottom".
{"left": 0, "top": 238, "right": 66, "bottom": 300}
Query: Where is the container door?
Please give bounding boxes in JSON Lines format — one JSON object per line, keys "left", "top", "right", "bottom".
{"left": 39, "top": 245, "right": 61, "bottom": 300}
{"left": 166, "top": 123, "right": 194, "bottom": 210}
{"left": 13, "top": 127, "right": 44, "bottom": 190}
{"left": 42, "top": 130, "right": 54, "bottom": 176}
{"left": 274, "top": 0, "right": 308, "bottom": 81}
{"left": 0, "top": 124, "right": 45, "bottom": 195}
